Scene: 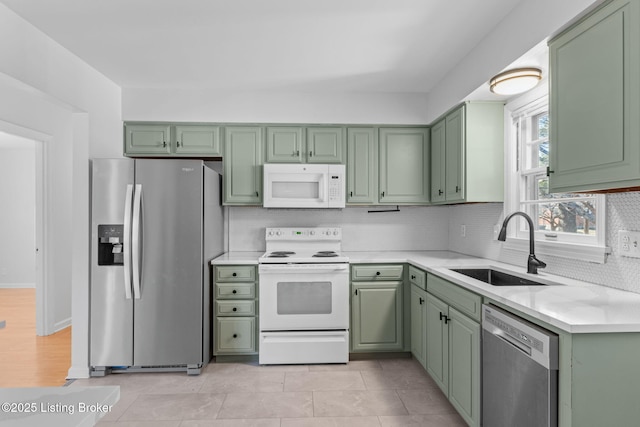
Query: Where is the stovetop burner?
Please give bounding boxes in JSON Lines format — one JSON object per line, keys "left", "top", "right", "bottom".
{"left": 260, "top": 227, "right": 348, "bottom": 264}
{"left": 313, "top": 251, "right": 339, "bottom": 258}
{"left": 268, "top": 251, "right": 296, "bottom": 258}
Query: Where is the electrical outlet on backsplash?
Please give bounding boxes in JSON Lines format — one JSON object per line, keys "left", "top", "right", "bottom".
{"left": 227, "top": 194, "right": 640, "bottom": 294}
{"left": 448, "top": 193, "right": 640, "bottom": 294}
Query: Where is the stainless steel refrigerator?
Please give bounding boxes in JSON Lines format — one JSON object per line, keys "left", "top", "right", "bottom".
{"left": 89, "top": 158, "right": 223, "bottom": 376}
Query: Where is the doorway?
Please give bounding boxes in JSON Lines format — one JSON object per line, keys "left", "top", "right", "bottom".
{"left": 0, "top": 131, "right": 45, "bottom": 334}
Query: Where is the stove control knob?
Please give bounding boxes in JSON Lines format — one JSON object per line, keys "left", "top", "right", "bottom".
{"left": 276, "top": 231, "right": 282, "bottom": 236}
{"left": 333, "top": 230, "right": 339, "bottom": 236}
{"left": 267, "top": 230, "right": 273, "bottom": 236}
{"left": 309, "top": 230, "right": 315, "bottom": 236}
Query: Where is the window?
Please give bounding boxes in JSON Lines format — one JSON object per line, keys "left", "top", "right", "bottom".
{"left": 505, "top": 89, "right": 607, "bottom": 262}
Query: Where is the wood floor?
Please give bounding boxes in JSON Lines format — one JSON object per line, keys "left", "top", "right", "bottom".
{"left": 0, "top": 288, "right": 71, "bottom": 387}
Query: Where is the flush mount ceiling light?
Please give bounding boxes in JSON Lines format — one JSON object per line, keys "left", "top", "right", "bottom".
{"left": 489, "top": 67, "right": 542, "bottom": 95}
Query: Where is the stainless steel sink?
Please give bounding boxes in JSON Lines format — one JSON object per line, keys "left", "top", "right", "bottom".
{"left": 450, "top": 268, "right": 547, "bottom": 286}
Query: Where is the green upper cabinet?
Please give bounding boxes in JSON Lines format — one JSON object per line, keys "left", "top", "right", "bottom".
{"left": 549, "top": 0, "right": 640, "bottom": 192}
{"left": 266, "top": 126, "right": 305, "bottom": 163}
{"left": 430, "top": 120, "right": 446, "bottom": 203}
{"left": 306, "top": 127, "right": 346, "bottom": 163}
{"left": 445, "top": 107, "right": 465, "bottom": 202}
{"left": 379, "top": 127, "right": 430, "bottom": 204}
{"left": 125, "top": 123, "right": 222, "bottom": 157}
{"left": 223, "top": 126, "right": 264, "bottom": 205}
{"left": 265, "top": 126, "right": 345, "bottom": 163}
{"left": 174, "top": 125, "right": 222, "bottom": 156}
{"left": 430, "top": 102, "right": 504, "bottom": 204}
{"left": 346, "top": 127, "right": 377, "bottom": 204}
{"left": 124, "top": 124, "right": 172, "bottom": 155}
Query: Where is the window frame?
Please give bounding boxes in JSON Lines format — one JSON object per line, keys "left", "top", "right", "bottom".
{"left": 503, "top": 84, "right": 610, "bottom": 263}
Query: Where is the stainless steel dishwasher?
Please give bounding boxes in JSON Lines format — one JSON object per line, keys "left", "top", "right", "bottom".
{"left": 482, "top": 304, "right": 559, "bottom": 427}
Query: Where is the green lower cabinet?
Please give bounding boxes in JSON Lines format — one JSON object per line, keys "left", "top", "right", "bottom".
{"left": 351, "top": 281, "right": 403, "bottom": 351}
{"left": 425, "top": 293, "right": 449, "bottom": 392}
{"left": 426, "top": 292, "right": 481, "bottom": 427}
{"left": 215, "top": 317, "right": 256, "bottom": 353}
{"left": 447, "top": 307, "right": 480, "bottom": 427}
{"left": 410, "top": 284, "right": 427, "bottom": 369}
{"left": 213, "top": 265, "right": 258, "bottom": 357}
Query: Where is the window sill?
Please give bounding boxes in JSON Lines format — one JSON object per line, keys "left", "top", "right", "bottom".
{"left": 502, "top": 238, "right": 611, "bottom": 264}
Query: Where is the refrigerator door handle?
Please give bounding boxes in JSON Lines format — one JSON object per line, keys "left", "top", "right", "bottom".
{"left": 132, "top": 184, "right": 143, "bottom": 299}
{"left": 123, "top": 184, "right": 134, "bottom": 300}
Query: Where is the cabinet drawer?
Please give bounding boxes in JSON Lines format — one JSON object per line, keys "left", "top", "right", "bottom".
{"left": 216, "top": 300, "right": 255, "bottom": 316}
{"left": 215, "top": 283, "right": 256, "bottom": 299}
{"left": 409, "top": 265, "right": 426, "bottom": 290}
{"left": 215, "top": 317, "right": 256, "bottom": 353}
{"left": 427, "top": 273, "right": 482, "bottom": 322}
{"left": 351, "top": 265, "right": 404, "bottom": 281}
{"left": 215, "top": 265, "right": 256, "bottom": 282}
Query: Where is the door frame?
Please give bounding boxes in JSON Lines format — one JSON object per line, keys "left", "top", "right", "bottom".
{"left": 0, "top": 120, "right": 50, "bottom": 336}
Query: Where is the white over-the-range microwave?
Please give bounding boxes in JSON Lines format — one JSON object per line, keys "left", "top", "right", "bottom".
{"left": 263, "top": 163, "right": 346, "bottom": 208}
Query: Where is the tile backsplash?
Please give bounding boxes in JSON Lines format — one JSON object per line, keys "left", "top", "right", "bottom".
{"left": 227, "top": 192, "right": 640, "bottom": 294}
{"left": 227, "top": 205, "right": 450, "bottom": 252}
{"left": 448, "top": 193, "right": 640, "bottom": 294}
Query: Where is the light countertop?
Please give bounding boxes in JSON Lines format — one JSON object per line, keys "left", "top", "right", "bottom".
{"left": 211, "top": 250, "right": 640, "bottom": 334}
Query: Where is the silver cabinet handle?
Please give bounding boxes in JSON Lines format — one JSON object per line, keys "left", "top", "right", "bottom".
{"left": 132, "top": 184, "right": 143, "bottom": 299}
{"left": 123, "top": 184, "right": 134, "bottom": 300}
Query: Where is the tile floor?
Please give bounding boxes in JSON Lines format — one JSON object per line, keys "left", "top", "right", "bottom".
{"left": 70, "top": 358, "right": 467, "bottom": 426}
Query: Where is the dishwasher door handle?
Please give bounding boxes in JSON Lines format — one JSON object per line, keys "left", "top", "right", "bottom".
{"left": 495, "top": 331, "right": 532, "bottom": 357}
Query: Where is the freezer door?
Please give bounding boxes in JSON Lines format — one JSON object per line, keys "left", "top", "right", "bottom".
{"left": 133, "top": 159, "right": 204, "bottom": 366}
{"left": 90, "top": 158, "right": 135, "bottom": 367}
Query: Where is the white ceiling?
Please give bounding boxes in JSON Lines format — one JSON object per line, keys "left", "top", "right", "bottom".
{"left": 0, "top": 0, "right": 527, "bottom": 94}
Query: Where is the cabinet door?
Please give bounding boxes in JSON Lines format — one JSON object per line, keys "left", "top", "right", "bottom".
{"left": 124, "top": 124, "right": 171, "bottom": 155}
{"left": 549, "top": 0, "right": 640, "bottom": 192}
{"left": 448, "top": 307, "right": 481, "bottom": 427}
{"left": 430, "top": 119, "right": 446, "bottom": 203}
{"left": 215, "top": 317, "right": 256, "bottom": 354}
{"left": 426, "top": 293, "right": 449, "bottom": 395}
{"left": 223, "top": 126, "right": 263, "bottom": 205}
{"left": 379, "top": 128, "right": 430, "bottom": 204}
{"left": 347, "top": 128, "right": 377, "bottom": 204}
{"left": 352, "top": 282, "right": 403, "bottom": 351}
{"left": 174, "top": 125, "right": 222, "bottom": 156}
{"left": 306, "top": 127, "right": 345, "bottom": 163}
{"left": 266, "top": 127, "right": 304, "bottom": 163}
{"left": 445, "top": 107, "right": 465, "bottom": 202}
{"left": 410, "top": 284, "right": 427, "bottom": 369}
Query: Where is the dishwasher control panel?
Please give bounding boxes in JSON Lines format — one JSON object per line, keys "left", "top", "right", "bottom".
{"left": 482, "top": 304, "right": 558, "bottom": 369}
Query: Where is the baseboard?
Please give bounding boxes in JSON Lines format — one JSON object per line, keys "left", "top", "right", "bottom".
{"left": 67, "top": 366, "right": 90, "bottom": 379}
{"left": 0, "top": 283, "right": 35, "bottom": 288}
{"left": 54, "top": 317, "right": 71, "bottom": 332}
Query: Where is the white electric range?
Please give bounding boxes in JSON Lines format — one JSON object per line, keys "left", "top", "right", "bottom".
{"left": 258, "top": 227, "right": 350, "bottom": 365}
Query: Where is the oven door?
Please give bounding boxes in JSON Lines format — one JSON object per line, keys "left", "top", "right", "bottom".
{"left": 258, "top": 263, "right": 349, "bottom": 330}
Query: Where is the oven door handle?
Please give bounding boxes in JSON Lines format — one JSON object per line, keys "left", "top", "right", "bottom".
{"left": 258, "top": 264, "right": 349, "bottom": 274}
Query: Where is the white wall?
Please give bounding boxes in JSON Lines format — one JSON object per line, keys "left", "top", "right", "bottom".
{"left": 424, "top": 0, "right": 600, "bottom": 122}
{"left": 448, "top": 195, "right": 640, "bottom": 294}
{"left": 123, "top": 89, "right": 429, "bottom": 124}
{"left": 0, "top": 138, "right": 35, "bottom": 287}
{"left": 0, "top": 4, "right": 122, "bottom": 378}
